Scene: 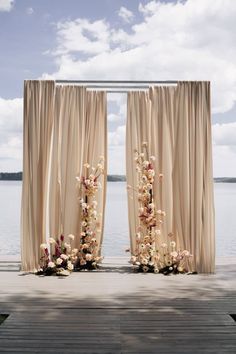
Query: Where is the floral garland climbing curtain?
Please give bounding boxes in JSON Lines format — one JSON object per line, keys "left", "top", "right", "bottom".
{"left": 126, "top": 82, "right": 215, "bottom": 273}
{"left": 21, "top": 82, "right": 107, "bottom": 271}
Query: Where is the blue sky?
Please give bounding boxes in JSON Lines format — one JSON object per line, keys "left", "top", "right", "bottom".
{"left": 0, "top": 0, "right": 236, "bottom": 175}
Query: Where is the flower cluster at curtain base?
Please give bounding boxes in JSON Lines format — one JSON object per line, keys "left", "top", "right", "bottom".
{"left": 74, "top": 157, "right": 105, "bottom": 271}
{"left": 37, "top": 234, "right": 76, "bottom": 276}
{"left": 128, "top": 142, "right": 193, "bottom": 275}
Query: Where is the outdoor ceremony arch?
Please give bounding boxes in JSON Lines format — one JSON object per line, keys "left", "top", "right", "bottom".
{"left": 21, "top": 80, "right": 215, "bottom": 273}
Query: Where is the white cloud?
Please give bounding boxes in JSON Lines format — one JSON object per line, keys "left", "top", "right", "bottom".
{"left": 26, "top": 7, "right": 34, "bottom": 15}
{"left": 108, "top": 145, "right": 126, "bottom": 175}
{"left": 118, "top": 6, "right": 134, "bottom": 23}
{"left": 0, "top": 0, "right": 14, "bottom": 12}
{"left": 44, "top": 0, "right": 236, "bottom": 114}
{"left": 0, "top": 97, "right": 23, "bottom": 171}
{"left": 211, "top": 122, "right": 236, "bottom": 176}
{"left": 54, "top": 19, "right": 110, "bottom": 55}
{"left": 108, "top": 125, "right": 126, "bottom": 146}
{"left": 213, "top": 122, "right": 236, "bottom": 146}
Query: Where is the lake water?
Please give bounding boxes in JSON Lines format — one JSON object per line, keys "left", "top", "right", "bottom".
{"left": 0, "top": 181, "right": 235, "bottom": 258}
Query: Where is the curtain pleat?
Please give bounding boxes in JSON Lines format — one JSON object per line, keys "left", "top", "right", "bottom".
{"left": 82, "top": 90, "right": 107, "bottom": 253}
{"left": 126, "top": 92, "right": 151, "bottom": 253}
{"left": 173, "top": 81, "right": 215, "bottom": 273}
{"left": 21, "top": 80, "right": 55, "bottom": 271}
{"left": 149, "top": 86, "right": 176, "bottom": 244}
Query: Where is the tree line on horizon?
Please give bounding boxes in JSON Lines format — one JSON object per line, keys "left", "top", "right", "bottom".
{"left": 0, "top": 172, "right": 235, "bottom": 183}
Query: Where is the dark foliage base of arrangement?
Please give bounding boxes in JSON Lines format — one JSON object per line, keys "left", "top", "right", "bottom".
{"left": 36, "top": 267, "right": 71, "bottom": 276}
{"left": 74, "top": 260, "right": 99, "bottom": 271}
{"left": 135, "top": 265, "right": 198, "bottom": 275}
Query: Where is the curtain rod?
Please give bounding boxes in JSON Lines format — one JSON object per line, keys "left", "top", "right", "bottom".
{"left": 55, "top": 80, "right": 178, "bottom": 84}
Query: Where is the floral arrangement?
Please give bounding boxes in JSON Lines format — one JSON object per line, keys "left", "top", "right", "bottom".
{"left": 128, "top": 142, "right": 193, "bottom": 275}
{"left": 75, "top": 157, "right": 105, "bottom": 270}
{"left": 37, "top": 234, "right": 76, "bottom": 276}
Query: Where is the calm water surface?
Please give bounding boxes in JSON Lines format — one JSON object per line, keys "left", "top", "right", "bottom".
{"left": 0, "top": 181, "right": 235, "bottom": 258}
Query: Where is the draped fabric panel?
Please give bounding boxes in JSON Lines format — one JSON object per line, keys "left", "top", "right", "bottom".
{"left": 149, "top": 86, "right": 176, "bottom": 245}
{"left": 126, "top": 92, "right": 151, "bottom": 253}
{"left": 49, "top": 87, "right": 107, "bottom": 251}
{"left": 49, "top": 85, "right": 87, "bottom": 249}
{"left": 126, "top": 82, "right": 215, "bottom": 273}
{"left": 21, "top": 80, "right": 55, "bottom": 271}
{"left": 82, "top": 91, "right": 107, "bottom": 251}
{"left": 173, "top": 81, "right": 215, "bottom": 273}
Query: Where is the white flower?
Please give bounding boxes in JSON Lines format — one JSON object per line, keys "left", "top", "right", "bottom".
{"left": 148, "top": 203, "right": 154, "bottom": 209}
{"left": 81, "top": 202, "right": 87, "bottom": 209}
{"left": 92, "top": 200, "right": 98, "bottom": 207}
{"left": 142, "top": 160, "right": 149, "bottom": 167}
{"left": 170, "top": 241, "right": 176, "bottom": 248}
{"left": 83, "top": 163, "right": 90, "bottom": 168}
{"left": 148, "top": 169, "right": 155, "bottom": 176}
{"left": 48, "top": 261, "right": 55, "bottom": 268}
{"left": 56, "top": 258, "right": 63, "bottom": 265}
{"left": 140, "top": 153, "right": 145, "bottom": 157}
{"left": 150, "top": 156, "right": 156, "bottom": 161}
{"left": 142, "top": 175, "right": 147, "bottom": 183}
{"left": 178, "top": 266, "right": 184, "bottom": 272}
{"left": 155, "top": 229, "right": 161, "bottom": 236}
{"left": 139, "top": 207, "right": 144, "bottom": 214}
{"left": 182, "top": 250, "right": 190, "bottom": 257}
{"left": 141, "top": 258, "right": 148, "bottom": 265}
{"left": 154, "top": 268, "right": 159, "bottom": 274}
{"left": 60, "top": 254, "right": 68, "bottom": 260}
{"left": 170, "top": 251, "right": 178, "bottom": 258}
{"left": 40, "top": 243, "right": 47, "bottom": 249}
{"left": 157, "top": 210, "right": 162, "bottom": 215}
{"left": 49, "top": 237, "right": 56, "bottom": 244}
{"left": 99, "top": 155, "right": 105, "bottom": 161}
{"left": 72, "top": 248, "right": 78, "bottom": 254}
{"left": 161, "top": 243, "right": 167, "bottom": 248}
{"left": 67, "top": 262, "right": 74, "bottom": 271}
{"left": 64, "top": 242, "right": 70, "bottom": 248}
{"left": 76, "top": 176, "right": 81, "bottom": 182}
{"left": 82, "top": 221, "right": 87, "bottom": 227}
{"left": 85, "top": 253, "right": 93, "bottom": 261}
{"left": 68, "top": 234, "right": 75, "bottom": 240}
{"left": 143, "top": 265, "right": 149, "bottom": 272}
{"left": 97, "top": 163, "right": 103, "bottom": 169}
{"left": 131, "top": 256, "right": 137, "bottom": 263}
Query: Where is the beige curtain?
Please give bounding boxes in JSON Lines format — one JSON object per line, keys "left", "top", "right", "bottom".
{"left": 149, "top": 86, "right": 176, "bottom": 245}
{"left": 173, "top": 81, "right": 215, "bottom": 273}
{"left": 21, "top": 80, "right": 55, "bottom": 271}
{"left": 83, "top": 91, "right": 107, "bottom": 251}
{"left": 49, "top": 87, "right": 107, "bottom": 251}
{"left": 126, "top": 91, "right": 151, "bottom": 253}
{"left": 126, "top": 82, "right": 215, "bottom": 273}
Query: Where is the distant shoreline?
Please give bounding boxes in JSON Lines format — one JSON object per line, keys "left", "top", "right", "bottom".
{"left": 0, "top": 172, "right": 236, "bottom": 183}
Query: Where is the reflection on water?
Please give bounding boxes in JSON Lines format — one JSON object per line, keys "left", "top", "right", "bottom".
{"left": 0, "top": 181, "right": 235, "bottom": 257}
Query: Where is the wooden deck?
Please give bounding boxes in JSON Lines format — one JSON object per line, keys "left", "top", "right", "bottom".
{"left": 0, "top": 257, "right": 236, "bottom": 353}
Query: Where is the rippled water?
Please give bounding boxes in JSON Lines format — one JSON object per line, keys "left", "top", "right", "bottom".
{"left": 0, "top": 181, "right": 235, "bottom": 258}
